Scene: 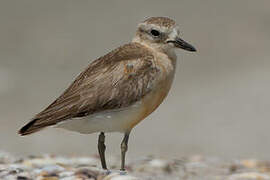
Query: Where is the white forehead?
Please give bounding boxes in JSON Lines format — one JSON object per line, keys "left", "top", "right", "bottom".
{"left": 168, "top": 26, "right": 180, "bottom": 39}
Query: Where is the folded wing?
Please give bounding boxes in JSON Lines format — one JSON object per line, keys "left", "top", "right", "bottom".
{"left": 19, "top": 43, "right": 159, "bottom": 135}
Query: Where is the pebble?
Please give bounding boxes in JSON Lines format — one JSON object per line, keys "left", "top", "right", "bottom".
{"left": 228, "top": 172, "right": 270, "bottom": 180}
{"left": 58, "top": 171, "right": 74, "bottom": 178}
{"left": 41, "top": 164, "right": 65, "bottom": 173}
{"left": 1, "top": 151, "right": 270, "bottom": 180}
{"left": 241, "top": 159, "right": 258, "bottom": 169}
{"left": 103, "top": 173, "right": 139, "bottom": 180}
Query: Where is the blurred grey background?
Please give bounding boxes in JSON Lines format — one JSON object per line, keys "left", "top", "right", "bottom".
{"left": 1, "top": 0, "right": 270, "bottom": 160}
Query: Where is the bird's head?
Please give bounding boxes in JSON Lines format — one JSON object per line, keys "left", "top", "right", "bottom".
{"left": 133, "top": 17, "right": 196, "bottom": 53}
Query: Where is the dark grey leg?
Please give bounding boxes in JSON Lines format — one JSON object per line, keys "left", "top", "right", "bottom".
{"left": 98, "top": 132, "right": 107, "bottom": 170}
{"left": 120, "top": 132, "right": 130, "bottom": 171}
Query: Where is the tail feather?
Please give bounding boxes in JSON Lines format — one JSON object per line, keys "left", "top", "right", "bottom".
{"left": 18, "top": 119, "right": 43, "bottom": 136}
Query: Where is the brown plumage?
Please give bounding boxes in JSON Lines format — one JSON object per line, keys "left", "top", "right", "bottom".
{"left": 19, "top": 43, "right": 160, "bottom": 135}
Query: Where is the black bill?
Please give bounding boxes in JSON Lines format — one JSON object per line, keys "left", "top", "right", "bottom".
{"left": 167, "top": 37, "right": 196, "bottom": 52}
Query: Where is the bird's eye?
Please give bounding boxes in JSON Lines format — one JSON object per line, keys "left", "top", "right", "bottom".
{"left": 150, "top": 29, "right": 160, "bottom": 37}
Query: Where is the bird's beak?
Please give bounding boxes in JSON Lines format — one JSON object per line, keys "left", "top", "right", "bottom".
{"left": 167, "top": 37, "right": 197, "bottom": 52}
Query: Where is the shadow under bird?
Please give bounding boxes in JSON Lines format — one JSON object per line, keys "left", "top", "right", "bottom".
{"left": 19, "top": 17, "right": 196, "bottom": 172}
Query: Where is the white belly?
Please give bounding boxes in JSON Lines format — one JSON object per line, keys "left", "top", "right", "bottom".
{"left": 54, "top": 100, "right": 144, "bottom": 134}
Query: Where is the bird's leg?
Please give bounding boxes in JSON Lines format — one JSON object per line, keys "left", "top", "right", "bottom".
{"left": 120, "top": 132, "right": 130, "bottom": 171}
{"left": 98, "top": 132, "right": 107, "bottom": 170}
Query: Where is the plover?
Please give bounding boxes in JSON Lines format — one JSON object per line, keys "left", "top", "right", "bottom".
{"left": 19, "top": 17, "right": 196, "bottom": 171}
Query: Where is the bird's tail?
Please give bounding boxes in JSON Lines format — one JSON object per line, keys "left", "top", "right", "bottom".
{"left": 18, "top": 118, "right": 44, "bottom": 136}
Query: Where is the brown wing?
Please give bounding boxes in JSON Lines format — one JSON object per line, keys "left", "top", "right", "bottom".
{"left": 19, "top": 43, "right": 159, "bottom": 135}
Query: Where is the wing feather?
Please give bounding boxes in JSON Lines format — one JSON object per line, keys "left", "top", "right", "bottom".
{"left": 19, "top": 43, "right": 159, "bottom": 135}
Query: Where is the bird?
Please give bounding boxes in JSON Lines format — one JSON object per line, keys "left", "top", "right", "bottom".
{"left": 18, "top": 16, "right": 196, "bottom": 172}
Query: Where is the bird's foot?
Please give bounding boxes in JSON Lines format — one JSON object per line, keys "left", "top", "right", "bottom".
{"left": 100, "top": 169, "right": 111, "bottom": 175}
{"left": 104, "top": 169, "right": 127, "bottom": 175}
{"left": 119, "top": 170, "right": 127, "bottom": 175}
